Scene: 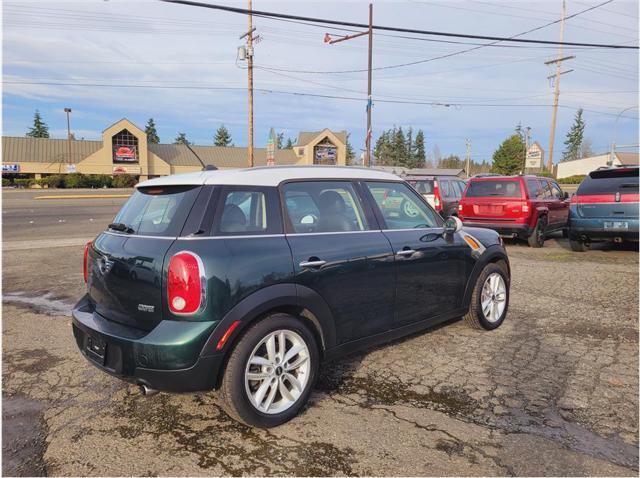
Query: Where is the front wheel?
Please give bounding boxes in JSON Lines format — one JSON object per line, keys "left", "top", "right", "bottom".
{"left": 570, "top": 239, "right": 589, "bottom": 252}
{"left": 464, "top": 263, "right": 510, "bottom": 330}
{"left": 219, "top": 314, "right": 319, "bottom": 428}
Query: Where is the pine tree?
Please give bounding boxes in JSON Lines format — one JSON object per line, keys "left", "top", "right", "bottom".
{"left": 374, "top": 130, "right": 393, "bottom": 165}
{"left": 412, "top": 129, "right": 426, "bottom": 168}
{"left": 276, "top": 132, "right": 284, "bottom": 149}
{"left": 285, "top": 138, "right": 294, "bottom": 149}
{"left": 213, "top": 124, "right": 232, "bottom": 147}
{"left": 174, "top": 132, "right": 190, "bottom": 145}
{"left": 345, "top": 133, "right": 355, "bottom": 165}
{"left": 392, "top": 126, "right": 407, "bottom": 166}
{"left": 491, "top": 134, "right": 525, "bottom": 175}
{"left": 562, "top": 108, "right": 585, "bottom": 162}
{"left": 26, "top": 110, "right": 49, "bottom": 138}
{"left": 439, "top": 154, "right": 464, "bottom": 169}
{"left": 145, "top": 118, "right": 160, "bottom": 144}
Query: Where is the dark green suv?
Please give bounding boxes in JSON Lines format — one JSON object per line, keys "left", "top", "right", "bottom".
{"left": 73, "top": 166, "right": 511, "bottom": 427}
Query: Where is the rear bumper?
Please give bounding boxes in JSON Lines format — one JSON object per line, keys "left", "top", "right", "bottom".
{"left": 569, "top": 217, "right": 639, "bottom": 242}
{"left": 461, "top": 221, "right": 532, "bottom": 237}
{"left": 71, "top": 295, "right": 223, "bottom": 392}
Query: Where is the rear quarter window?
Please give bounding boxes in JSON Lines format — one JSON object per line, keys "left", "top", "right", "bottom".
{"left": 112, "top": 185, "right": 201, "bottom": 237}
{"left": 465, "top": 180, "right": 522, "bottom": 198}
{"left": 578, "top": 169, "right": 639, "bottom": 195}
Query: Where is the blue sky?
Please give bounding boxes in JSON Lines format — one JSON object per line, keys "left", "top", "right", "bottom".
{"left": 3, "top": 0, "right": 638, "bottom": 164}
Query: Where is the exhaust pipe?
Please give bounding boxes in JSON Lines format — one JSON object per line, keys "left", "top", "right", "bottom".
{"left": 614, "top": 237, "right": 623, "bottom": 243}
{"left": 138, "top": 383, "right": 159, "bottom": 396}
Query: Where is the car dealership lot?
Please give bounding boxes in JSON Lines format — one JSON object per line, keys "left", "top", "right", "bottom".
{"left": 2, "top": 189, "right": 638, "bottom": 476}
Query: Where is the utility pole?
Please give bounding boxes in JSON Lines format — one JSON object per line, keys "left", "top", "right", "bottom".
{"left": 63, "top": 107, "right": 72, "bottom": 174}
{"left": 325, "top": 3, "right": 373, "bottom": 167}
{"left": 247, "top": 0, "right": 254, "bottom": 167}
{"left": 523, "top": 126, "right": 531, "bottom": 173}
{"left": 465, "top": 138, "right": 471, "bottom": 178}
{"left": 545, "top": 0, "right": 574, "bottom": 173}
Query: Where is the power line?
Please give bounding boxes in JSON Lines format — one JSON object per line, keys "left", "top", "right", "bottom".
{"left": 160, "top": 0, "right": 638, "bottom": 49}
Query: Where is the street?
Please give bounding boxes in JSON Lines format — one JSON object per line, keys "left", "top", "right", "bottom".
{"left": 2, "top": 189, "right": 638, "bottom": 476}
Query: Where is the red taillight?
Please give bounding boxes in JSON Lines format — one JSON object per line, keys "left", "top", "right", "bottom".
{"left": 83, "top": 241, "right": 91, "bottom": 283}
{"left": 434, "top": 181, "right": 442, "bottom": 210}
{"left": 570, "top": 194, "right": 578, "bottom": 204}
{"left": 522, "top": 201, "right": 530, "bottom": 213}
{"left": 168, "top": 251, "right": 205, "bottom": 315}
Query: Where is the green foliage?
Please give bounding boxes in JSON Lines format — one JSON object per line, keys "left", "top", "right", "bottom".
{"left": 26, "top": 110, "right": 50, "bottom": 138}
{"left": 174, "top": 132, "right": 190, "bottom": 145}
{"left": 562, "top": 108, "right": 585, "bottom": 162}
{"left": 491, "top": 133, "right": 526, "bottom": 175}
{"left": 41, "top": 175, "right": 65, "bottom": 188}
{"left": 285, "top": 137, "right": 294, "bottom": 149}
{"left": 213, "top": 125, "right": 232, "bottom": 147}
{"left": 64, "top": 173, "right": 90, "bottom": 188}
{"left": 346, "top": 133, "right": 355, "bottom": 165}
{"left": 112, "top": 174, "right": 137, "bottom": 188}
{"left": 557, "top": 175, "right": 586, "bottom": 184}
{"left": 145, "top": 118, "right": 160, "bottom": 144}
{"left": 374, "top": 126, "right": 426, "bottom": 168}
{"left": 439, "top": 154, "right": 464, "bottom": 169}
{"left": 2, "top": 178, "right": 11, "bottom": 187}
{"left": 276, "top": 132, "right": 284, "bottom": 149}
{"left": 537, "top": 170, "right": 554, "bottom": 177}
{"left": 15, "top": 178, "right": 34, "bottom": 188}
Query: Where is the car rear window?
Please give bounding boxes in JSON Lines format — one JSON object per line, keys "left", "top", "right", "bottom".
{"left": 578, "top": 168, "right": 639, "bottom": 195}
{"left": 465, "top": 180, "right": 522, "bottom": 198}
{"left": 407, "top": 179, "right": 434, "bottom": 194}
{"left": 112, "top": 185, "right": 200, "bottom": 237}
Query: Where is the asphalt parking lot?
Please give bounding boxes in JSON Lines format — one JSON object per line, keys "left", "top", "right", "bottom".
{"left": 2, "top": 188, "right": 639, "bottom": 476}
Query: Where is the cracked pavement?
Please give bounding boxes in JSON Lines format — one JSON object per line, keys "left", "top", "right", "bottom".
{"left": 2, "top": 191, "right": 639, "bottom": 476}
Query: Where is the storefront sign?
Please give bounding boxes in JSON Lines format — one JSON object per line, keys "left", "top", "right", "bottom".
{"left": 113, "top": 145, "right": 138, "bottom": 163}
{"left": 113, "top": 165, "right": 141, "bottom": 175}
{"left": 2, "top": 164, "right": 19, "bottom": 173}
{"left": 526, "top": 144, "right": 544, "bottom": 169}
{"left": 66, "top": 164, "right": 77, "bottom": 173}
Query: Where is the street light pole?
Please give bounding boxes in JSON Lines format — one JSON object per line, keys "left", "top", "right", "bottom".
{"left": 609, "top": 105, "right": 638, "bottom": 166}
{"left": 64, "top": 107, "right": 72, "bottom": 173}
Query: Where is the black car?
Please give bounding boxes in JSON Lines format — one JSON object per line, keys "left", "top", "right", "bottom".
{"left": 405, "top": 175, "right": 467, "bottom": 218}
{"left": 72, "top": 166, "right": 511, "bottom": 427}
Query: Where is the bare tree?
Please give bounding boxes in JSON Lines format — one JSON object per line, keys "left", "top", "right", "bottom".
{"left": 580, "top": 137, "right": 594, "bottom": 159}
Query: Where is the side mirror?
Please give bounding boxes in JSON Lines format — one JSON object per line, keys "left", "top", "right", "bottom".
{"left": 443, "top": 216, "right": 463, "bottom": 235}
{"left": 562, "top": 191, "right": 570, "bottom": 200}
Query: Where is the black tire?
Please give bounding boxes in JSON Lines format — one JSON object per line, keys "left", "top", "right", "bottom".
{"left": 218, "top": 313, "right": 319, "bottom": 428}
{"left": 570, "top": 239, "right": 588, "bottom": 252}
{"left": 463, "top": 263, "right": 510, "bottom": 330}
{"left": 527, "top": 216, "right": 547, "bottom": 248}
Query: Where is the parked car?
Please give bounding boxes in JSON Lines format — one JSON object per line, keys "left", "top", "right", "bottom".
{"left": 458, "top": 175, "right": 570, "bottom": 247}
{"left": 73, "top": 166, "right": 511, "bottom": 427}
{"left": 568, "top": 166, "right": 639, "bottom": 252}
{"left": 405, "top": 175, "right": 467, "bottom": 218}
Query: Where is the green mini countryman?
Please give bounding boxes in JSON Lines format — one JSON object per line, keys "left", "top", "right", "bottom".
{"left": 73, "top": 166, "right": 511, "bottom": 427}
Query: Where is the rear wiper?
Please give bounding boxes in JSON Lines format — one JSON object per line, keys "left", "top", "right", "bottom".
{"left": 108, "top": 222, "right": 134, "bottom": 233}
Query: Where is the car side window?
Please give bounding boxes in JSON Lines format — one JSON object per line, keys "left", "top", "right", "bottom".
{"left": 526, "top": 179, "right": 542, "bottom": 199}
{"left": 550, "top": 181, "right": 563, "bottom": 199}
{"left": 439, "top": 179, "right": 451, "bottom": 198}
{"left": 540, "top": 179, "right": 553, "bottom": 198}
{"left": 454, "top": 180, "right": 466, "bottom": 197}
{"left": 365, "top": 181, "right": 439, "bottom": 230}
{"left": 213, "top": 187, "right": 282, "bottom": 236}
{"left": 282, "top": 181, "right": 368, "bottom": 233}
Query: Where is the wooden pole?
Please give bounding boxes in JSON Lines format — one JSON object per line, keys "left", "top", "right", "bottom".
{"left": 546, "top": 0, "right": 566, "bottom": 173}
{"left": 247, "top": 0, "right": 254, "bottom": 167}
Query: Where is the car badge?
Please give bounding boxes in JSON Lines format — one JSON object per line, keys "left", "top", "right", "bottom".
{"left": 98, "top": 256, "right": 114, "bottom": 275}
{"left": 615, "top": 192, "right": 621, "bottom": 202}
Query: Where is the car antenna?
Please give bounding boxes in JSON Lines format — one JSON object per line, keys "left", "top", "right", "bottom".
{"left": 185, "top": 142, "right": 217, "bottom": 171}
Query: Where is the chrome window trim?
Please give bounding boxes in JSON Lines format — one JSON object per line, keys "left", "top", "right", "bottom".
{"left": 381, "top": 227, "right": 443, "bottom": 233}
{"left": 286, "top": 230, "right": 379, "bottom": 237}
{"left": 178, "top": 234, "right": 285, "bottom": 240}
{"left": 102, "top": 231, "right": 177, "bottom": 240}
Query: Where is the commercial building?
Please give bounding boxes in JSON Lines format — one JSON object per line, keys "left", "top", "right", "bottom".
{"left": 1, "top": 118, "right": 348, "bottom": 181}
{"left": 555, "top": 152, "right": 639, "bottom": 179}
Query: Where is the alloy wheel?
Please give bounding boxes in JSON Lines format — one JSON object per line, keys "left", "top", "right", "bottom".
{"left": 244, "top": 329, "right": 310, "bottom": 414}
{"left": 480, "top": 272, "right": 507, "bottom": 323}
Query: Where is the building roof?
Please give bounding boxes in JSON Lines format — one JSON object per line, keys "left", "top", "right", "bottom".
{"left": 615, "top": 152, "right": 639, "bottom": 165}
{"left": 148, "top": 143, "right": 299, "bottom": 168}
{"left": 2, "top": 136, "right": 102, "bottom": 164}
{"left": 296, "top": 130, "right": 347, "bottom": 147}
{"left": 138, "top": 165, "right": 401, "bottom": 188}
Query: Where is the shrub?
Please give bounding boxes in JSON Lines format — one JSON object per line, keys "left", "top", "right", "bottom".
{"left": 15, "top": 178, "right": 34, "bottom": 188}
{"left": 2, "top": 178, "right": 11, "bottom": 187}
{"left": 87, "top": 174, "right": 112, "bottom": 188}
{"left": 557, "top": 175, "right": 586, "bottom": 185}
{"left": 64, "top": 172, "right": 90, "bottom": 188}
{"left": 537, "top": 170, "right": 554, "bottom": 178}
{"left": 112, "top": 174, "right": 137, "bottom": 188}
{"left": 43, "top": 175, "right": 65, "bottom": 188}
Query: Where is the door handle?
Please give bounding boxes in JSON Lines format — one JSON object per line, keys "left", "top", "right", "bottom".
{"left": 396, "top": 249, "right": 416, "bottom": 257}
{"left": 300, "top": 260, "right": 326, "bottom": 269}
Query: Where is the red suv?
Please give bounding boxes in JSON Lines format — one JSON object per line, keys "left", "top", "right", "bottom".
{"left": 458, "top": 175, "right": 570, "bottom": 247}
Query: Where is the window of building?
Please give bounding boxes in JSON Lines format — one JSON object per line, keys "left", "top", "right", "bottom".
{"left": 313, "top": 138, "right": 337, "bottom": 165}
{"left": 112, "top": 129, "right": 139, "bottom": 164}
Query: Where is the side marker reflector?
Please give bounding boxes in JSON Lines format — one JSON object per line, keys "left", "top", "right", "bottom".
{"left": 463, "top": 235, "right": 480, "bottom": 250}
{"left": 216, "top": 320, "right": 242, "bottom": 351}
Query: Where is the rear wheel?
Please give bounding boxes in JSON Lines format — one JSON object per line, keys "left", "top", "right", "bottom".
{"left": 527, "top": 217, "right": 546, "bottom": 248}
{"left": 219, "top": 314, "right": 319, "bottom": 428}
{"left": 570, "top": 239, "right": 589, "bottom": 252}
{"left": 464, "top": 263, "right": 509, "bottom": 330}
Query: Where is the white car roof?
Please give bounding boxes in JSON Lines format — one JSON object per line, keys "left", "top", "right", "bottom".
{"left": 137, "top": 166, "right": 402, "bottom": 188}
